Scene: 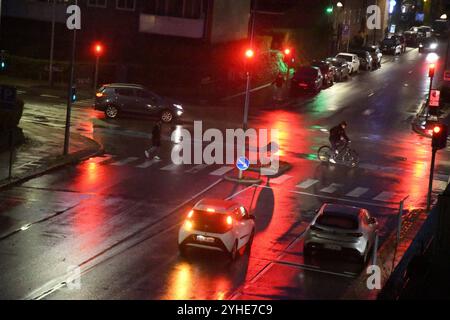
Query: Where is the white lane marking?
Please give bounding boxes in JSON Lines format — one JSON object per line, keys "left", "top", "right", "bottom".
{"left": 296, "top": 179, "right": 319, "bottom": 189}
{"left": 88, "top": 154, "right": 113, "bottom": 164}
{"left": 209, "top": 166, "right": 233, "bottom": 176}
{"left": 433, "top": 180, "right": 448, "bottom": 191}
{"left": 40, "top": 94, "right": 60, "bottom": 98}
{"left": 320, "top": 183, "right": 343, "bottom": 194}
{"left": 17, "top": 90, "right": 26, "bottom": 94}
{"left": 161, "top": 163, "right": 180, "bottom": 171}
{"left": 368, "top": 92, "right": 374, "bottom": 97}
{"left": 373, "top": 191, "right": 396, "bottom": 202}
{"left": 136, "top": 160, "right": 157, "bottom": 169}
{"left": 110, "top": 157, "right": 139, "bottom": 166}
{"left": 270, "top": 174, "right": 292, "bottom": 185}
{"left": 185, "top": 164, "right": 209, "bottom": 174}
{"left": 346, "top": 187, "right": 369, "bottom": 198}
{"left": 363, "top": 109, "right": 374, "bottom": 116}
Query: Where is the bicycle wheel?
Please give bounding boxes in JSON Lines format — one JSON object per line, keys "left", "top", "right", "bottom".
{"left": 345, "top": 149, "right": 359, "bottom": 168}
{"left": 317, "top": 146, "right": 332, "bottom": 162}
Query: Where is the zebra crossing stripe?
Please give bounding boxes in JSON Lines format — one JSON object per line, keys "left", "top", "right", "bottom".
{"left": 373, "top": 191, "right": 395, "bottom": 202}
{"left": 346, "top": 187, "right": 369, "bottom": 198}
{"left": 136, "top": 160, "right": 157, "bottom": 169}
{"left": 161, "top": 164, "right": 180, "bottom": 171}
{"left": 296, "top": 179, "right": 319, "bottom": 189}
{"left": 88, "top": 154, "right": 114, "bottom": 164}
{"left": 110, "top": 157, "right": 139, "bottom": 166}
{"left": 320, "top": 183, "right": 343, "bottom": 193}
{"left": 209, "top": 166, "right": 233, "bottom": 176}
{"left": 270, "top": 175, "right": 292, "bottom": 185}
{"left": 185, "top": 164, "right": 210, "bottom": 174}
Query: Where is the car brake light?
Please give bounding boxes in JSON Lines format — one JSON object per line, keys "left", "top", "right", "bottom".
{"left": 96, "top": 92, "right": 104, "bottom": 98}
{"left": 347, "top": 232, "right": 363, "bottom": 237}
{"left": 226, "top": 216, "right": 233, "bottom": 225}
{"left": 187, "top": 210, "right": 194, "bottom": 219}
{"left": 184, "top": 220, "right": 193, "bottom": 231}
{"left": 206, "top": 208, "right": 215, "bottom": 213}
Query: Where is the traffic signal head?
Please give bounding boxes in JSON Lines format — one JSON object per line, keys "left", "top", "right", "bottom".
{"left": 93, "top": 43, "right": 104, "bottom": 57}
{"left": 245, "top": 48, "right": 254, "bottom": 59}
{"left": 429, "top": 63, "right": 436, "bottom": 78}
{"left": 70, "top": 86, "right": 77, "bottom": 103}
{"left": 432, "top": 123, "right": 448, "bottom": 150}
{"left": 284, "top": 48, "right": 291, "bottom": 55}
{"left": 326, "top": 6, "right": 333, "bottom": 14}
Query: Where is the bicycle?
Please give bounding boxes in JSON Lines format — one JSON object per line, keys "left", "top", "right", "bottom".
{"left": 317, "top": 142, "right": 359, "bottom": 168}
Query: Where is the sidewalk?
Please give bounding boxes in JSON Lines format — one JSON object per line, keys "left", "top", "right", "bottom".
{"left": 0, "top": 122, "right": 103, "bottom": 189}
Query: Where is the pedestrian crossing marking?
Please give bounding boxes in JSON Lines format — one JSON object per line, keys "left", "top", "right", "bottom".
{"left": 373, "top": 191, "right": 396, "bottom": 202}
{"left": 111, "top": 157, "right": 139, "bottom": 166}
{"left": 161, "top": 164, "right": 181, "bottom": 171}
{"left": 185, "top": 164, "right": 210, "bottom": 174}
{"left": 270, "top": 175, "right": 292, "bottom": 185}
{"left": 88, "top": 154, "right": 113, "bottom": 164}
{"left": 346, "top": 187, "right": 369, "bottom": 198}
{"left": 136, "top": 160, "right": 157, "bottom": 169}
{"left": 209, "top": 166, "right": 233, "bottom": 176}
{"left": 320, "top": 183, "right": 343, "bottom": 194}
{"left": 296, "top": 179, "right": 319, "bottom": 189}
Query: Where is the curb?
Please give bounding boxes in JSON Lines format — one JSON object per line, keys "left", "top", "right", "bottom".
{"left": 223, "top": 175, "right": 262, "bottom": 185}
{"left": 0, "top": 136, "right": 104, "bottom": 190}
{"left": 247, "top": 161, "right": 292, "bottom": 178}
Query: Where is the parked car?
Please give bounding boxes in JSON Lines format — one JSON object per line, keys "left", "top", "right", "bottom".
{"left": 362, "top": 45, "right": 382, "bottom": 69}
{"left": 349, "top": 49, "right": 373, "bottom": 71}
{"left": 291, "top": 66, "right": 324, "bottom": 94}
{"left": 417, "top": 25, "right": 433, "bottom": 38}
{"left": 311, "top": 60, "right": 335, "bottom": 86}
{"left": 325, "top": 57, "right": 350, "bottom": 82}
{"left": 380, "top": 37, "right": 402, "bottom": 55}
{"left": 432, "top": 19, "right": 449, "bottom": 38}
{"left": 178, "top": 198, "right": 255, "bottom": 260}
{"left": 335, "top": 53, "right": 360, "bottom": 74}
{"left": 418, "top": 36, "right": 439, "bottom": 53}
{"left": 94, "top": 83, "right": 184, "bottom": 122}
{"left": 303, "top": 203, "right": 379, "bottom": 264}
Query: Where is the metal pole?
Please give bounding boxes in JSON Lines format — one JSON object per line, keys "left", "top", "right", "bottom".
{"left": 372, "top": 233, "right": 379, "bottom": 266}
{"left": 63, "top": 2, "right": 77, "bottom": 156}
{"left": 49, "top": 0, "right": 56, "bottom": 86}
{"left": 426, "top": 148, "right": 437, "bottom": 211}
{"left": 426, "top": 73, "right": 434, "bottom": 122}
{"left": 94, "top": 55, "right": 99, "bottom": 92}
{"left": 8, "top": 129, "right": 13, "bottom": 180}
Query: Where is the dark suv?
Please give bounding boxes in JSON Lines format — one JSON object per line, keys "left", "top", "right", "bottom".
{"left": 94, "top": 83, "right": 184, "bottom": 122}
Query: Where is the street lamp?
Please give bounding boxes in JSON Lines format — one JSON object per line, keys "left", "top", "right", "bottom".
{"left": 93, "top": 42, "right": 104, "bottom": 92}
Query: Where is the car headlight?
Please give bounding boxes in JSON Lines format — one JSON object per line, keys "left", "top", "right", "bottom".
{"left": 173, "top": 104, "right": 183, "bottom": 110}
{"left": 430, "top": 43, "right": 438, "bottom": 49}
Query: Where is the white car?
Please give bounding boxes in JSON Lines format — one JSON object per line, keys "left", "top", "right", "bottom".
{"left": 336, "top": 53, "right": 360, "bottom": 74}
{"left": 178, "top": 198, "right": 255, "bottom": 260}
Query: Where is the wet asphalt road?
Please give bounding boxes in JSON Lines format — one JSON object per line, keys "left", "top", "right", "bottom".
{"left": 0, "top": 45, "right": 449, "bottom": 300}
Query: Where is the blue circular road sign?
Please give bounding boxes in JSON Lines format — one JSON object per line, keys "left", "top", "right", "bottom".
{"left": 237, "top": 156, "right": 250, "bottom": 171}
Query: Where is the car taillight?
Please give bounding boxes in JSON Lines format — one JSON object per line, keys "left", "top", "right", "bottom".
{"left": 96, "top": 92, "right": 104, "bottom": 98}
{"left": 347, "top": 232, "right": 363, "bottom": 237}
{"left": 184, "top": 220, "right": 193, "bottom": 231}
{"left": 226, "top": 216, "right": 233, "bottom": 226}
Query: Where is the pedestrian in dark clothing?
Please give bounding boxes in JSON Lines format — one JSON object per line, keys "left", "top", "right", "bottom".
{"left": 145, "top": 120, "right": 162, "bottom": 160}
{"left": 273, "top": 72, "right": 285, "bottom": 102}
{"left": 329, "top": 121, "right": 350, "bottom": 163}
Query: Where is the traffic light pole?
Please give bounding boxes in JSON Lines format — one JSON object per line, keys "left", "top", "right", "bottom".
{"left": 426, "top": 73, "right": 434, "bottom": 122}
{"left": 426, "top": 147, "right": 437, "bottom": 211}
{"left": 94, "top": 55, "right": 100, "bottom": 92}
{"left": 63, "top": 24, "right": 77, "bottom": 155}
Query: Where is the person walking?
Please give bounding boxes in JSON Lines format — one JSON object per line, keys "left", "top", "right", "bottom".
{"left": 145, "top": 120, "right": 162, "bottom": 160}
{"left": 273, "top": 72, "right": 285, "bottom": 102}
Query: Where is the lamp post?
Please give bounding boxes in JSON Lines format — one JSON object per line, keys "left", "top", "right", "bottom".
{"left": 93, "top": 42, "right": 104, "bottom": 93}
{"left": 63, "top": 0, "right": 78, "bottom": 155}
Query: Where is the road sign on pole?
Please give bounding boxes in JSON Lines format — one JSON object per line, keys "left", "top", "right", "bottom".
{"left": 430, "top": 89, "right": 440, "bottom": 107}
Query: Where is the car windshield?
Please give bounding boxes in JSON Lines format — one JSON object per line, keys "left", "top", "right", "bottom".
{"left": 336, "top": 55, "right": 352, "bottom": 62}
{"left": 316, "top": 212, "right": 359, "bottom": 230}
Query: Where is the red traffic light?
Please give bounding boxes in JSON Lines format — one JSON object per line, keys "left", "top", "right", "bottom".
{"left": 429, "top": 63, "right": 436, "bottom": 77}
{"left": 284, "top": 48, "right": 291, "bottom": 55}
{"left": 245, "top": 48, "right": 254, "bottom": 58}
{"left": 433, "top": 126, "right": 441, "bottom": 134}
{"left": 93, "top": 43, "right": 104, "bottom": 56}
{"left": 431, "top": 123, "right": 448, "bottom": 150}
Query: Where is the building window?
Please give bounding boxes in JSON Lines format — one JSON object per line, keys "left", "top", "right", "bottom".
{"left": 87, "top": 0, "right": 107, "bottom": 8}
{"left": 142, "top": 0, "right": 205, "bottom": 19}
{"left": 116, "top": 0, "right": 136, "bottom": 11}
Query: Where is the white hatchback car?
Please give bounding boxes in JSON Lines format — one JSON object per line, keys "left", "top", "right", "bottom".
{"left": 178, "top": 198, "right": 255, "bottom": 260}
{"left": 336, "top": 53, "right": 360, "bottom": 74}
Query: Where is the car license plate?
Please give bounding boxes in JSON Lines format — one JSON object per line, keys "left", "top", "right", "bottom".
{"left": 324, "top": 244, "right": 341, "bottom": 251}
{"left": 196, "top": 235, "right": 215, "bottom": 243}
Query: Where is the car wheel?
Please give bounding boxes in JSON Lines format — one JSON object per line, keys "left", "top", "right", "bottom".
{"left": 105, "top": 105, "right": 119, "bottom": 119}
{"left": 161, "top": 109, "right": 174, "bottom": 123}
{"left": 229, "top": 241, "right": 239, "bottom": 261}
{"left": 246, "top": 229, "right": 255, "bottom": 254}
{"left": 179, "top": 244, "right": 188, "bottom": 258}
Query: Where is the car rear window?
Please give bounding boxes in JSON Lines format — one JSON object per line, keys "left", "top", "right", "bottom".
{"left": 192, "top": 210, "right": 231, "bottom": 233}
{"left": 316, "top": 212, "right": 359, "bottom": 230}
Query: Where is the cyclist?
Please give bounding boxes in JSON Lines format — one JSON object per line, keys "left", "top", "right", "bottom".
{"left": 329, "top": 121, "right": 350, "bottom": 163}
